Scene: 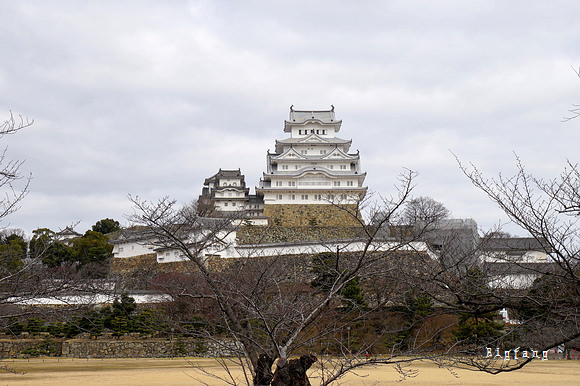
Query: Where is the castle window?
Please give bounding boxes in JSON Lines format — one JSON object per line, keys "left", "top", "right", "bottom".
{"left": 275, "top": 181, "right": 282, "bottom": 186}
{"left": 333, "top": 181, "right": 340, "bottom": 186}
{"left": 282, "top": 165, "right": 288, "bottom": 170}
{"left": 322, "top": 130, "right": 326, "bottom": 135}
{"left": 340, "top": 194, "right": 347, "bottom": 200}
{"left": 329, "top": 165, "right": 334, "bottom": 169}
{"left": 277, "top": 195, "right": 283, "bottom": 200}
{"left": 232, "top": 202, "right": 236, "bottom": 206}
{"left": 301, "top": 150, "right": 307, "bottom": 155}
{"left": 347, "top": 181, "right": 354, "bottom": 186}
{"left": 301, "top": 194, "right": 309, "bottom": 200}
{"left": 291, "top": 195, "right": 296, "bottom": 200}
{"left": 119, "top": 247, "right": 124, "bottom": 253}
{"left": 311, "top": 129, "right": 314, "bottom": 133}
{"left": 288, "top": 181, "right": 296, "bottom": 186}
{"left": 298, "top": 130, "right": 302, "bottom": 135}
{"left": 340, "top": 165, "right": 347, "bottom": 169}
{"left": 320, "top": 150, "right": 327, "bottom": 154}
{"left": 316, "top": 130, "right": 320, "bottom": 134}
{"left": 224, "top": 202, "right": 228, "bottom": 206}
{"left": 295, "top": 165, "right": 299, "bottom": 169}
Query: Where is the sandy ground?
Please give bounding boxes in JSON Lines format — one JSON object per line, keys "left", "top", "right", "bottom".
{"left": 0, "top": 357, "right": 579, "bottom": 385}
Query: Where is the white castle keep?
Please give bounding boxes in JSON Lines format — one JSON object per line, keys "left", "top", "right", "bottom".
{"left": 200, "top": 106, "right": 368, "bottom": 226}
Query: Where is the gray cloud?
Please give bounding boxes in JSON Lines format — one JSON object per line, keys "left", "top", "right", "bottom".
{"left": 0, "top": 0, "right": 579, "bottom": 235}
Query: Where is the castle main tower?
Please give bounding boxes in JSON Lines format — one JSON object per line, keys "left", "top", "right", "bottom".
{"left": 256, "top": 106, "right": 367, "bottom": 226}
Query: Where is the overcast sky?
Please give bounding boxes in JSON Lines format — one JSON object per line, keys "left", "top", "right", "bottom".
{"left": 0, "top": 0, "right": 579, "bottom": 236}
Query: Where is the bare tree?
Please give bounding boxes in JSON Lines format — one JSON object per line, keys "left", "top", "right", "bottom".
{"left": 0, "top": 113, "right": 109, "bottom": 326}
{"left": 563, "top": 66, "right": 580, "bottom": 122}
{"left": 127, "top": 161, "right": 577, "bottom": 383}
{"left": 0, "top": 112, "right": 37, "bottom": 316}
{"left": 456, "top": 156, "right": 580, "bottom": 371}
{"left": 402, "top": 196, "right": 451, "bottom": 227}
{"left": 129, "top": 170, "right": 474, "bottom": 384}
{"left": 0, "top": 112, "right": 32, "bottom": 222}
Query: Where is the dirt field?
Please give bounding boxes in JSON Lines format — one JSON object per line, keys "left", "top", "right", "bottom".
{"left": 1, "top": 357, "right": 579, "bottom": 385}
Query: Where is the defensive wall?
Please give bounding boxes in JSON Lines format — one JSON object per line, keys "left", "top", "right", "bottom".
{"left": 262, "top": 204, "right": 363, "bottom": 227}
{"left": 0, "top": 336, "right": 238, "bottom": 359}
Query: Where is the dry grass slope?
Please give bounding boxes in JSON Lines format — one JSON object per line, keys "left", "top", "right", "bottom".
{"left": 1, "top": 358, "right": 579, "bottom": 385}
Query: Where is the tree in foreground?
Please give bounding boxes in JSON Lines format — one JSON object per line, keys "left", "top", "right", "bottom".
{"left": 457, "top": 157, "right": 580, "bottom": 371}
{"left": 129, "top": 171, "right": 457, "bottom": 385}
{"left": 0, "top": 112, "right": 32, "bottom": 221}
{"left": 0, "top": 113, "right": 114, "bottom": 334}
{"left": 126, "top": 156, "right": 580, "bottom": 384}
{"left": 0, "top": 113, "right": 48, "bottom": 317}
{"left": 129, "top": 170, "right": 541, "bottom": 384}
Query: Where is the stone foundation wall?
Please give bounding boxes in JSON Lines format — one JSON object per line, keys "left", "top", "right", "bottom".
{"left": 206, "top": 254, "right": 318, "bottom": 282}
{"left": 110, "top": 254, "right": 158, "bottom": 274}
{"left": 263, "top": 204, "right": 363, "bottom": 227}
{"left": 110, "top": 255, "right": 198, "bottom": 283}
{"left": 0, "top": 338, "right": 238, "bottom": 359}
{"left": 0, "top": 339, "right": 62, "bottom": 358}
{"left": 237, "top": 226, "right": 367, "bottom": 244}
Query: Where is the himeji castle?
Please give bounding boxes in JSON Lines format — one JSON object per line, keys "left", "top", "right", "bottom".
{"left": 200, "top": 106, "right": 368, "bottom": 226}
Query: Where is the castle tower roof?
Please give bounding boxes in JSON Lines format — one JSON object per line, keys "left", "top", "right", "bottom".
{"left": 284, "top": 105, "right": 342, "bottom": 133}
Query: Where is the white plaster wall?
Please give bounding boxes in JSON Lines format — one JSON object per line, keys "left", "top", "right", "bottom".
{"left": 113, "top": 240, "right": 155, "bottom": 258}
{"left": 290, "top": 125, "right": 335, "bottom": 138}
{"left": 218, "top": 178, "right": 243, "bottom": 186}
{"left": 215, "top": 190, "right": 245, "bottom": 198}
{"left": 262, "top": 190, "right": 363, "bottom": 205}
{"left": 235, "top": 240, "right": 433, "bottom": 259}
{"left": 155, "top": 231, "right": 240, "bottom": 262}
{"left": 488, "top": 273, "right": 541, "bottom": 289}
{"left": 482, "top": 250, "right": 548, "bottom": 263}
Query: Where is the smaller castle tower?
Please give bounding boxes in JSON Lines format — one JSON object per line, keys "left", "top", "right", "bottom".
{"left": 198, "top": 169, "right": 265, "bottom": 219}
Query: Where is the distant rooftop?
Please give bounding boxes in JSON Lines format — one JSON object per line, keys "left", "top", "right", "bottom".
{"left": 481, "top": 237, "right": 550, "bottom": 252}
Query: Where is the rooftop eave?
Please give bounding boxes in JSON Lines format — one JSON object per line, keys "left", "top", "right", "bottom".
{"left": 275, "top": 136, "right": 351, "bottom": 145}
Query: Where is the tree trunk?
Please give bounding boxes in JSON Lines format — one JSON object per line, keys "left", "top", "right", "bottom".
{"left": 254, "top": 354, "right": 274, "bottom": 386}
{"left": 271, "top": 354, "right": 317, "bottom": 386}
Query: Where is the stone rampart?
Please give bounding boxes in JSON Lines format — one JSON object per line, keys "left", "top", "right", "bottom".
{"left": 0, "top": 337, "right": 238, "bottom": 359}
{"left": 237, "top": 225, "right": 367, "bottom": 244}
{"left": 263, "top": 204, "right": 363, "bottom": 227}
{"left": 110, "top": 254, "right": 158, "bottom": 274}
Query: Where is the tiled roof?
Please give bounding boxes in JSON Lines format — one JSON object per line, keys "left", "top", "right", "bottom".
{"left": 481, "top": 237, "right": 549, "bottom": 251}
{"left": 288, "top": 106, "right": 336, "bottom": 123}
